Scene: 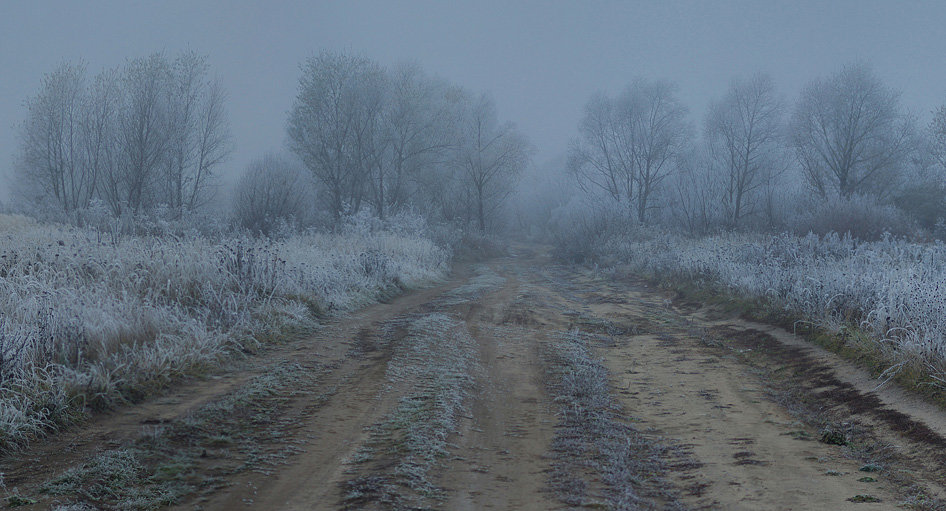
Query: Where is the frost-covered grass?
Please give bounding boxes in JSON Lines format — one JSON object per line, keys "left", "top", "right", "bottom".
{"left": 585, "top": 229, "right": 946, "bottom": 388}
{"left": 344, "top": 313, "right": 477, "bottom": 508}
{"left": 545, "top": 329, "right": 685, "bottom": 510}
{"left": 0, "top": 215, "right": 448, "bottom": 450}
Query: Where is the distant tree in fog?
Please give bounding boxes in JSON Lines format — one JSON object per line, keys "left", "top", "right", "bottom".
{"left": 569, "top": 79, "right": 691, "bottom": 223}
{"left": 790, "top": 63, "right": 915, "bottom": 200}
{"left": 453, "top": 92, "right": 532, "bottom": 232}
{"left": 162, "top": 51, "right": 232, "bottom": 218}
{"left": 568, "top": 93, "right": 634, "bottom": 204}
{"left": 233, "top": 153, "right": 312, "bottom": 235}
{"left": 704, "top": 73, "right": 786, "bottom": 228}
{"left": 670, "top": 148, "right": 721, "bottom": 235}
{"left": 378, "top": 63, "right": 455, "bottom": 218}
{"left": 16, "top": 52, "right": 231, "bottom": 217}
{"left": 929, "top": 103, "right": 946, "bottom": 176}
{"left": 16, "top": 62, "right": 96, "bottom": 212}
{"left": 287, "top": 51, "right": 386, "bottom": 222}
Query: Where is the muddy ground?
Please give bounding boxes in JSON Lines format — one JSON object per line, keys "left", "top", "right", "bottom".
{"left": 3, "top": 247, "right": 946, "bottom": 510}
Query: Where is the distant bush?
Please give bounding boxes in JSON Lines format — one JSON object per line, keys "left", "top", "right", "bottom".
{"left": 791, "top": 194, "right": 917, "bottom": 241}
{"left": 233, "top": 153, "right": 315, "bottom": 236}
{"left": 549, "top": 199, "right": 642, "bottom": 263}
{"left": 894, "top": 182, "right": 946, "bottom": 234}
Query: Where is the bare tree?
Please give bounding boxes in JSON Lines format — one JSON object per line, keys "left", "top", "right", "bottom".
{"left": 160, "top": 52, "right": 232, "bottom": 216}
{"left": 929, "top": 103, "right": 946, "bottom": 177}
{"left": 569, "top": 79, "right": 691, "bottom": 223}
{"left": 288, "top": 51, "right": 386, "bottom": 222}
{"left": 791, "top": 63, "right": 915, "bottom": 199}
{"left": 233, "top": 153, "right": 313, "bottom": 235}
{"left": 705, "top": 73, "right": 785, "bottom": 227}
{"left": 16, "top": 62, "right": 96, "bottom": 212}
{"left": 376, "top": 63, "right": 454, "bottom": 218}
{"left": 568, "top": 93, "right": 635, "bottom": 204}
{"left": 112, "top": 53, "right": 172, "bottom": 215}
{"left": 619, "top": 79, "right": 691, "bottom": 223}
{"left": 454, "top": 93, "right": 532, "bottom": 232}
{"left": 670, "top": 147, "right": 721, "bottom": 235}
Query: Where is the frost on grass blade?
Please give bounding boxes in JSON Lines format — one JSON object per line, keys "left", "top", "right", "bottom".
{"left": 0, "top": 223, "right": 448, "bottom": 451}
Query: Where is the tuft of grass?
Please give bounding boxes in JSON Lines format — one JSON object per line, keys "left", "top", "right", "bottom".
{"left": 43, "top": 449, "right": 190, "bottom": 508}
{"left": 342, "top": 313, "right": 477, "bottom": 508}
{"left": 5, "top": 494, "right": 37, "bottom": 507}
{"left": 544, "top": 329, "right": 689, "bottom": 510}
{"left": 38, "top": 362, "right": 319, "bottom": 510}
{"left": 848, "top": 494, "right": 882, "bottom": 503}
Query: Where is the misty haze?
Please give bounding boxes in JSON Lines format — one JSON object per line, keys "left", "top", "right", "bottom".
{"left": 3, "top": 1, "right": 946, "bottom": 509}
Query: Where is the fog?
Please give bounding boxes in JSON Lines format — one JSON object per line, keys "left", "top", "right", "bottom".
{"left": 10, "top": 3, "right": 946, "bottom": 502}
{"left": 3, "top": 0, "right": 946, "bottom": 203}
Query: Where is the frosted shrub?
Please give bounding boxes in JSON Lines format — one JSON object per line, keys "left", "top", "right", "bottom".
{"left": 0, "top": 219, "right": 448, "bottom": 449}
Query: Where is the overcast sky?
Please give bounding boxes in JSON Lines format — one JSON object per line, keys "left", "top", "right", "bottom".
{"left": 2, "top": 0, "right": 946, "bottom": 201}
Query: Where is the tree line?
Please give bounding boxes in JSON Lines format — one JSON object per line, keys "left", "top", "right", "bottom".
{"left": 13, "top": 50, "right": 533, "bottom": 235}
{"left": 278, "top": 52, "right": 531, "bottom": 232}
{"left": 17, "top": 53, "right": 946, "bottom": 239}
{"left": 14, "top": 51, "right": 232, "bottom": 219}
{"left": 568, "top": 63, "right": 946, "bottom": 237}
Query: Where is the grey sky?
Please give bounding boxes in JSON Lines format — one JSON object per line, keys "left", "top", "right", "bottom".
{"left": 2, "top": 0, "right": 945, "bottom": 201}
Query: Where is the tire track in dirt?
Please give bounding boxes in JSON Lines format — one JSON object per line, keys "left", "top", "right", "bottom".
{"left": 546, "top": 267, "right": 946, "bottom": 509}
{"left": 438, "top": 270, "right": 558, "bottom": 511}
{"left": 189, "top": 319, "right": 421, "bottom": 510}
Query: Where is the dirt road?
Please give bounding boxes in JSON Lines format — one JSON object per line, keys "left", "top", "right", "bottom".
{"left": 4, "top": 247, "right": 946, "bottom": 510}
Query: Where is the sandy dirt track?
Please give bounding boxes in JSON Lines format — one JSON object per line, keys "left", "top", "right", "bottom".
{"left": 4, "top": 247, "right": 946, "bottom": 510}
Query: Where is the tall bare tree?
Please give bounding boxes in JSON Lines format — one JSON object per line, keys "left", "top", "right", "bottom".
{"left": 111, "top": 53, "right": 172, "bottom": 215}
{"left": 162, "top": 52, "right": 232, "bottom": 216}
{"left": 791, "top": 63, "right": 915, "bottom": 199}
{"left": 568, "top": 93, "right": 635, "bottom": 204}
{"left": 16, "top": 62, "right": 95, "bottom": 212}
{"left": 569, "top": 79, "right": 691, "bottom": 223}
{"left": 705, "top": 73, "right": 785, "bottom": 227}
{"left": 288, "top": 51, "right": 386, "bottom": 222}
{"left": 454, "top": 93, "right": 532, "bottom": 232}
{"left": 376, "top": 63, "right": 454, "bottom": 218}
{"left": 619, "top": 79, "right": 691, "bottom": 223}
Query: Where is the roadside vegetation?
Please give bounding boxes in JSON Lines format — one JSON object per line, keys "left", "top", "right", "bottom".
{"left": 555, "top": 225, "right": 946, "bottom": 399}
{"left": 0, "top": 214, "right": 447, "bottom": 451}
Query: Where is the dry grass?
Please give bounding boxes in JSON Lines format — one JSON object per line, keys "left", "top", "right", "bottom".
{"left": 0, "top": 222, "right": 448, "bottom": 452}
{"left": 342, "top": 312, "right": 477, "bottom": 509}
{"left": 545, "top": 329, "right": 689, "bottom": 510}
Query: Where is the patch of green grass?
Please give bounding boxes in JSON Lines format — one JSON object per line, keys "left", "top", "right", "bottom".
{"left": 848, "top": 494, "right": 882, "bottom": 503}
{"left": 5, "top": 495, "right": 37, "bottom": 507}
{"left": 42, "top": 449, "right": 191, "bottom": 509}
{"left": 784, "top": 429, "right": 813, "bottom": 440}
{"left": 819, "top": 427, "right": 849, "bottom": 446}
